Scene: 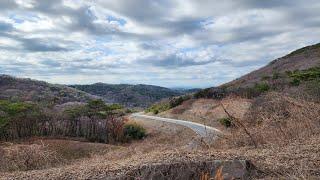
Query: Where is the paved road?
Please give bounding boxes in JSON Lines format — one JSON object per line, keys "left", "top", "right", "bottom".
{"left": 131, "top": 113, "right": 222, "bottom": 138}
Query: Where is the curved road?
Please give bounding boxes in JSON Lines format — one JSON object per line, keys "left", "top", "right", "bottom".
{"left": 131, "top": 113, "right": 222, "bottom": 138}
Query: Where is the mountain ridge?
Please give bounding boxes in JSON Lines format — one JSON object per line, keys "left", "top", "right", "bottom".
{"left": 70, "top": 83, "right": 184, "bottom": 108}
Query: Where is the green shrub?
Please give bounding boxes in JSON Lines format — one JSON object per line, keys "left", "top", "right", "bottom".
{"left": 254, "top": 83, "right": 270, "bottom": 93}
{"left": 169, "top": 95, "right": 191, "bottom": 108}
{"left": 272, "top": 72, "right": 280, "bottom": 79}
{"left": 290, "top": 78, "right": 301, "bottom": 86}
{"left": 145, "top": 103, "right": 170, "bottom": 114}
{"left": 124, "top": 122, "right": 146, "bottom": 140}
{"left": 218, "top": 117, "right": 232, "bottom": 128}
{"left": 288, "top": 67, "right": 320, "bottom": 81}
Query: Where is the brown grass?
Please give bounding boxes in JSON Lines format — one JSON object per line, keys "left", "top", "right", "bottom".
{"left": 221, "top": 92, "right": 320, "bottom": 147}
{"left": 0, "top": 143, "right": 59, "bottom": 172}
{"left": 0, "top": 92, "right": 319, "bottom": 179}
{"left": 0, "top": 138, "right": 118, "bottom": 172}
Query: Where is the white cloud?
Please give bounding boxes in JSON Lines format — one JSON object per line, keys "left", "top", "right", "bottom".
{"left": 0, "top": 0, "right": 319, "bottom": 88}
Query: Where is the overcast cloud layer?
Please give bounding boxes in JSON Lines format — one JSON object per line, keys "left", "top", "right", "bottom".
{"left": 0, "top": 0, "right": 319, "bottom": 88}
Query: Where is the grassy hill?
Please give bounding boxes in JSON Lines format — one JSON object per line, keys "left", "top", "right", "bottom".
{"left": 192, "top": 43, "right": 320, "bottom": 101}
{"left": 70, "top": 83, "right": 183, "bottom": 108}
{"left": 224, "top": 42, "right": 320, "bottom": 89}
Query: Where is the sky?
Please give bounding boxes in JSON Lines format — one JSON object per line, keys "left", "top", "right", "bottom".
{"left": 0, "top": 0, "right": 320, "bottom": 88}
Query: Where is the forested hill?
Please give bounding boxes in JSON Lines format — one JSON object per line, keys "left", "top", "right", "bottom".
{"left": 70, "top": 83, "right": 183, "bottom": 108}
{"left": 0, "top": 75, "right": 96, "bottom": 105}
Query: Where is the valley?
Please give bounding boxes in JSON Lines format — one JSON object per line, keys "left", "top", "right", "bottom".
{"left": 0, "top": 43, "right": 320, "bottom": 179}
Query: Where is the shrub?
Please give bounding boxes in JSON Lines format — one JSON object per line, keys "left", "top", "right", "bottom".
{"left": 290, "top": 78, "right": 300, "bottom": 86}
{"left": 254, "top": 83, "right": 270, "bottom": 93}
{"left": 272, "top": 72, "right": 280, "bottom": 79}
{"left": 288, "top": 67, "right": 320, "bottom": 81}
{"left": 218, "top": 117, "right": 232, "bottom": 128}
{"left": 124, "top": 122, "right": 146, "bottom": 140}
{"left": 193, "top": 88, "right": 226, "bottom": 99}
{"left": 145, "top": 103, "right": 170, "bottom": 114}
{"left": 169, "top": 95, "right": 191, "bottom": 108}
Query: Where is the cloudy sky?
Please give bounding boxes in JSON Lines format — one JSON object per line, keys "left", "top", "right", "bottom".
{"left": 0, "top": 0, "right": 319, "bottom": 88}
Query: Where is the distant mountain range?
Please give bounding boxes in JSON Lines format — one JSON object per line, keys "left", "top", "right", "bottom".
{"left": 70, "top": 83, "right": 187, "bottom": 108}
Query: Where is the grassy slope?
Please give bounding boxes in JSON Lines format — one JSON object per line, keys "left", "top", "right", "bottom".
{"left": 223, "top": 43, "right": 320, "bottom": 89}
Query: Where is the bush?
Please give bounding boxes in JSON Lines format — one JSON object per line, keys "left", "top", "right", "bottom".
{"left": 254, "top": 83, "right": 270, "bottom": 93}
{"left": 218, "top": 117, "right": 232, "bottom": 128}
{"left": 124, "top": 122, "right": 146, "bottom": 140}
{"left": 193, "top": 88, "right": 226, "bottom": 99}
{"left": 145, "top": 103, "right": 170, "bottom": 114}
{"left": 290, "top": 78, "right": 301, "bottom": 86}
{"left": 169, "top": 95, "right": 191, "bottom": 108}
{"left": 272, "top": 72, "right": 280, "bottom": 79}
{"left": 288, "top": 67, "right": 320, "bottom": 81}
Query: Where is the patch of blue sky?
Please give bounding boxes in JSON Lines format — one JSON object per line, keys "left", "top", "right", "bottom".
{"left": 180, "top": 47, "right": 203, "bottom": 53}
{"left": 9, "top": 12, "right": 40, "bottom": 23}
{"left": 84, "top": 36, "right": 116, "bottom": 55}
{"left": 106, "top": 15, "right": 126, "bottom": 26}
{"left": 9, "top": 15, "right": 24, "bottom": 24}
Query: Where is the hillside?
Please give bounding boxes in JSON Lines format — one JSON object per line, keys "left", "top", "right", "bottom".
{"left": 1, "top": 44, "right": 319, "bottom": 179}
{"left": 224, "top": 43, "right": 320, "bottom": 89}
{"left": 70, "top": 83, "right": 183, "bottom": 108}
{"left": 0, "top": 75, "right": 96, "bottom": 105}
{"left": 151, "top": 42, "right": 320, "bottom": 145}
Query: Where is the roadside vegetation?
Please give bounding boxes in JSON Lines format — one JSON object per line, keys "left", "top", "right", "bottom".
{"left": 145, "top": 95, "right": 191, "bottom": 114}
{"left": 124, "top": 122, "right": 146, "bottom": 140}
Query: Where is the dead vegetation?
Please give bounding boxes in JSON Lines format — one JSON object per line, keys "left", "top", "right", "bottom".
{"left": 218, "top": 92, "right": 320, "bottom": 148}
{"left": 0, "top": 138, "right": 118, "bottom": 172}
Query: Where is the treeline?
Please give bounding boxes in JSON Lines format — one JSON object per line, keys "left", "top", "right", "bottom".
{"left": 0, "top": 99, "right": 145, "bottom": 143}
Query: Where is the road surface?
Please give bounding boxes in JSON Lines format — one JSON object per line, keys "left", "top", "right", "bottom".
{"left": 131, "top": 113, "right": 222, "bottom": 138}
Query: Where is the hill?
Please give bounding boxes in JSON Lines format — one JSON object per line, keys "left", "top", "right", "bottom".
{"left": 150, "top": 42, "right": 320, "bottom": 147}
{"left": 224, "top": 43, "right": 320, "bottom": 89}
{"left": 0, "top": 75, "right": 96, "bottom": 105}
{"left": 70, "top": 83, "right": 183, "bottom": 108}
{"left": 190, "top": 43, "right": 320, "bottom": 101}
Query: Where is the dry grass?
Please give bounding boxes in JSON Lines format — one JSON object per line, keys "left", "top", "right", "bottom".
{"left": 161, "top": 97, "right": 252, "bottom": 130}
{"left": 219, "top": 92, "right": 320, "bottom": 147}
{"left": 0, "top": 138, "right": 119, "bottom": 172}
{"left": 1, "top": 134, "right": 318, "bottom": 179}
{"left": 0, "top": 143, "right": 59, "bottom": 172}
{"left": 0, "top": 119, "right": 197, "bottom": 179}
{"left": 0, "top": 92, "right": 319, "bottom": 179}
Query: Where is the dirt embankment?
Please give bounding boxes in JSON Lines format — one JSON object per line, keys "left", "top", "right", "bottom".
{"left": 160, "top": 97, "right": 252, "bottom": 128}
